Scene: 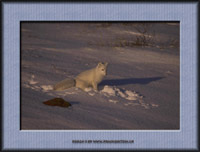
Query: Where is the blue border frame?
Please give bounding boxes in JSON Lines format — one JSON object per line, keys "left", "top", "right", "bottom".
{"left": 2, "top": 1, "right": 198, "bottom": 150}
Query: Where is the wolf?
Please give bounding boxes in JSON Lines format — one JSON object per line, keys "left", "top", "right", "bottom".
{"left": 53, "top": 62, "right": 108, "bottom": 91}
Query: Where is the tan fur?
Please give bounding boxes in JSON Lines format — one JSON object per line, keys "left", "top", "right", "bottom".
{"left": 54, "top": 62, "right": 108, "bottom": 91}
{"left": 75, "top": 62, "right": 108, "bottom": 90}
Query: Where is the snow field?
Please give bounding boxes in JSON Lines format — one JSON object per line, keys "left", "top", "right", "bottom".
{"left": 24, "top": 75, "right": 158, "bottom": 109}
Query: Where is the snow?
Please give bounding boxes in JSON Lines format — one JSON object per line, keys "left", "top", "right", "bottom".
{"left": 101, "top": 85, "right": 116, "bottom": 96}
{"left": 21, "top": 23, "right": 179, "bottom": 130}
{"left": 29, "top": 75, "right": 38, "bottom": 85}
{"left": 108, "top": 99, "right": 119, "bottom": 104}
{"left": 40, "top": 85, "right": 53, "bottom": 91}
{"left": 100, "top": 85, "right": 142, "bottom": 102}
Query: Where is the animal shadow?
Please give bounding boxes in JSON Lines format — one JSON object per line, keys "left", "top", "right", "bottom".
{"left": 70, "top": 101, "right": 80, "bottom": 105}
{"left": 99, "top": 77, "right": 164, "bottom": 86}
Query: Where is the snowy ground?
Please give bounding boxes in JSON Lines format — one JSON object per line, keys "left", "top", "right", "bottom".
{"left": 21, "top": 22, "right": 179, "bottom": 130}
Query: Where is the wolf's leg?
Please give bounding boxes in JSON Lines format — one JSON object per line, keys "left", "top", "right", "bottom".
{"left": 76, "top": 79, "right": 88, "bottom": 90}
{"left": 92, "top": 82, "right": 98, "bottom": 91}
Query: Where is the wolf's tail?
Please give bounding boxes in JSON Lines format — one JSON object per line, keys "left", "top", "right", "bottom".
{"left": 53, "top": 78, "right": 76, "bottom": 91}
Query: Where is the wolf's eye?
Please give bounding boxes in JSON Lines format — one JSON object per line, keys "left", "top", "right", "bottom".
{"left": 102, "top": 69, "right": 104, "bottom": 71}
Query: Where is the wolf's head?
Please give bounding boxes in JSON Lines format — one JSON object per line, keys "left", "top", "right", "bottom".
{"left": 96, "top": 62, "right": 108, "bottom": 76}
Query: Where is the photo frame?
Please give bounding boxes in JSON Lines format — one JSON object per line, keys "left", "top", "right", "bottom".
{"left": 1, "top": 1, "right": 199, "bottom": 151}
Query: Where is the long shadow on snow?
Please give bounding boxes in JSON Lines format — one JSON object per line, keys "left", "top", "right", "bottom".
{"left": 99, "top": 77, "right": 164, "bottom": 86}
{"left": 70, "top": 101, "right": 80, "bottom": 105}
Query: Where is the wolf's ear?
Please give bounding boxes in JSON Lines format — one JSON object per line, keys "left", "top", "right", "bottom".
{"left": 97, "top": 62, "right": 103, "bottom": 67}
